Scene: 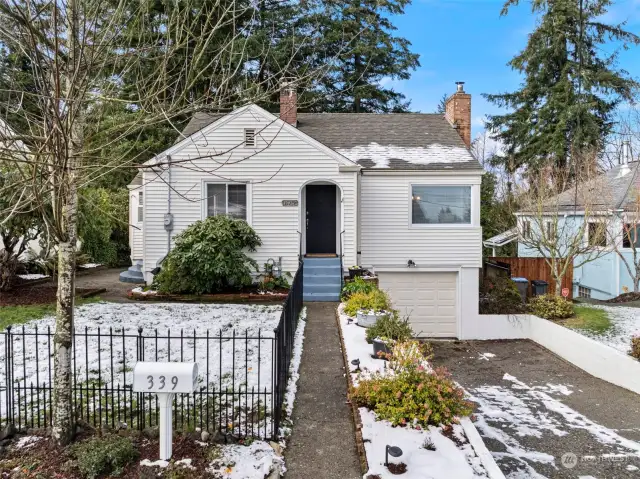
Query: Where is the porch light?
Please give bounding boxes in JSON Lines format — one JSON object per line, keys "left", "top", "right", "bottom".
{"left": 385, "top": 445, "right": 403, "bottom": 467}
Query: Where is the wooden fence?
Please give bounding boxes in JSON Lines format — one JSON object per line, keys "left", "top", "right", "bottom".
{"left": 486, "top": 257, "right": 573, "bottom": 299}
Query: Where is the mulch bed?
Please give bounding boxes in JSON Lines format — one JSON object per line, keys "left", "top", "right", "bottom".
{"left": 0, "top": 431, "right": 229, "bottom": 478}
{"left": 129, "top": 289, "right": 289, "bottom": 304}
{"left": 0, "top": 286, "right": 96, "bottom": 307}
{"left": 605, "top": 292, "right": 640, "bottom": 303}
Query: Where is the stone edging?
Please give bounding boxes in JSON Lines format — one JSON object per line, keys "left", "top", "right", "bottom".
{"left": 460, "top": 418, "right": 506, "bottom": 479}
{"left": 128, "top": 290, "right": 287, "bottom": 303}
{"left": 334, "top": 307, "right": 370, "bottom": 475}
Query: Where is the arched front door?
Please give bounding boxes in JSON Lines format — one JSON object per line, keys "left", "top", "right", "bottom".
{"left": 305, "top": 184, "right": 337, "bottom": 255}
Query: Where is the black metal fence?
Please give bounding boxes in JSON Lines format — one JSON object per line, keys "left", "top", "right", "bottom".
{"left": 0, "top": 263, "right": 304, "bottom": 440}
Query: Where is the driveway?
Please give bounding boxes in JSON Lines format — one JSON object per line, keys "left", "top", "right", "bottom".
{"left": 431, "top": 340, "right": 640, "bottom": 478}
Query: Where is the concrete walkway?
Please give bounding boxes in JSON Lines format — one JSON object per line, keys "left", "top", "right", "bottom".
{"left": 284, "top": 302, "right": 361, "bottom": 479}
{"left": 432, "top": 340, "right": 640, "bottom": 478}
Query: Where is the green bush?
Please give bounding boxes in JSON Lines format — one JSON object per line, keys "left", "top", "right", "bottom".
{"left": 79, "top": 188, "right": 130, "bottom": 267}
{"left": 154, "top": 216, "right": 262, "bottom": 294}
{"left": 352, "top": 364, "right": 473, "bottom": 428}
{"left": 71, "top": 435, "right": 138, "bottom": 478}
{"left": 529, "top": 294, "right": 574, "bottom": 320}
{"left": 630, "top": 336, "right": 640, "bottom": 360}
{"left": 365, "top": 310, "right": 413, "bottom": 343}
{"left": 341, "top": 277, "right": 376, "bottom": 300}
{"left": 344, "top": 289, "right": 391, "bottom": 316}
{"left": 479, "top": 276, "right": 526, "bottom": 314}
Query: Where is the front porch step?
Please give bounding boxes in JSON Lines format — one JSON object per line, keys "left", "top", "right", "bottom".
{"left": 119, "top": 264, "right": 145, "bottom": 284}
{"left": 303, "top": 292, "right": 341, "bottom": 302}
{"left": 303, "top": 256, "right": 342, "bottom": 302}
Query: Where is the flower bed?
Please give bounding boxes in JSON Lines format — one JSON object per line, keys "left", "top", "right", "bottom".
{"left": 128, "top": 287, "right": 288, "bottom": 303}
{"left": 337, "top": 304, "right": 497, "bottom": 478}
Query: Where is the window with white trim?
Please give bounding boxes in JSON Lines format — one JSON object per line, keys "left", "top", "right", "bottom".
{"left": 622, "top": 224, "right": 640, "bottom": 248}
{"left": 137, "top": 191, "right": 144, "bottom": 223}
{"left": 545, "top": 220, "right": 556, "bottom": 239}
{"left": 244, "top": 128, "right": 256, "bottom": 147}
{"left": 578, "top": 286, "right": 591, "bottom": 299}
{"left": 522, "top": 220, "right": 531, "bottom": 240}
{"left": 411, "top": 185, "right": 471, "bottom": 225}
{"left": 206, "top": 183, "right": 247, "bottom": 220}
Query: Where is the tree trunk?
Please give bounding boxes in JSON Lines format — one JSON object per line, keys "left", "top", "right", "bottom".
{"left": 635, "top": 275, "right": 640, "bottom": 294}
{"left": 555, "top": 277, "right": 562, "bottom": 296}
{"left": 0, "top": 249, "right": 18, "bottom": 291}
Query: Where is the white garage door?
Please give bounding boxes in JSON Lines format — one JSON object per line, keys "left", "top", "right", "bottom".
{"left": 378, "top": 272, "right": 458, "bottom": 338}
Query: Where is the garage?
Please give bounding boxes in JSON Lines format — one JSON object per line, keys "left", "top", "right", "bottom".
{"left": 377, "top": 271, "right": 458, "bottom": 338}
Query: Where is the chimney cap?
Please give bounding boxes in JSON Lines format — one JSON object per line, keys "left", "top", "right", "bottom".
{"left": 455, "top": 81, "right": 465, "bottom": 93}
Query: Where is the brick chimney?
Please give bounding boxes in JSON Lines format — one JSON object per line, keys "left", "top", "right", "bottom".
{"left": 445, "top": 82, "right": 471, "bottom": 149}
{"left": 280, "top": 82, "right": 297, "bottom": 126}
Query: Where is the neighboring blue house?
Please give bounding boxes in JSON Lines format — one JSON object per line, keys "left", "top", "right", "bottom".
{"left": 485, "top": 160, "right": 640, "bottom": 300}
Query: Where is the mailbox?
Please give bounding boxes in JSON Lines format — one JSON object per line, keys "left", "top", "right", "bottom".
{"left": 133, "top": 362, "right": 198, "bottom": 394}
{"left": 132, "top": 362, "right": 198, "bottom": 461}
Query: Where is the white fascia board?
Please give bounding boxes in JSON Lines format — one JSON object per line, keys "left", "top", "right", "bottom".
{"left": 142, "top": 103, "right": 357, "bottom": 169}
{"left": 361, "top": 169, "right": 483, "bottom": 178}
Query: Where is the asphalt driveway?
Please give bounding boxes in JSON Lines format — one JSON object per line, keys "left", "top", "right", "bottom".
{"left": 431, "top": 339, "right": 640, "bottom": 478}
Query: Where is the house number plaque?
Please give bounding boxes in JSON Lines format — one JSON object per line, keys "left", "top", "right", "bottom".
{"left": 282, "top": 200, "right": 298, "bottom": 207}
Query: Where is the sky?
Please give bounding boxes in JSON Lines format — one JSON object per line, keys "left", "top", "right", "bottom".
{"left": 391, "top": 0, "right": 640, "bottom": 138}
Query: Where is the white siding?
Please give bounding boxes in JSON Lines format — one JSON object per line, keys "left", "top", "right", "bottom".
{"left": 142, "top": 108, "right": 358, "bottom": 282}
{"left": 129, "top": 191, "right": 144, "bottom": 260}
{"left": 360, "top": 173, "right": 482, "bottom": 268}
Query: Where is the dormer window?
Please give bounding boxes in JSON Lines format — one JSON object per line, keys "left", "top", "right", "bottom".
{"left": 244, "top": 128, "right": 256, "bottom": 147}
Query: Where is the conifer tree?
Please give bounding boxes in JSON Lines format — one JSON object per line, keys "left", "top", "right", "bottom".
{"left": 485, "top": 0, "right": 639, "bottom": 173}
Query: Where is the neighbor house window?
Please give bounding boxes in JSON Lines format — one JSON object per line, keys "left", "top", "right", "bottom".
{"left": 578, "top": 286, "right": 591, "bottom": 299}
{"left": 522, "top": 220, "right": 531, "bottom": 239}
{"left": 622, "top": 224, "right": 640, "bottom": 248}
{"left": 244, "top": 128, "right": 256, "bottom": 147}
{"left": 587, "top": 222, "right": 607, "bottom": 247}
{"left": 206, "top": 183, "right": 247, "bottom": 220}
{"left": 411, "top": 185, "right": 471, "bottom": 225}
{"left": 545, "top": 221, "right": 556, "bottom": 239}
{"left": 137, "top": 191, "right": 144, "bottom": 223}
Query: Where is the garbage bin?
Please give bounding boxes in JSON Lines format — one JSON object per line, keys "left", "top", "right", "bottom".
{"left": 531, "top": 280, "right": 549, "bottom": 297}
{"left": 511, "top": 277, "right": 529, "bottom": 302}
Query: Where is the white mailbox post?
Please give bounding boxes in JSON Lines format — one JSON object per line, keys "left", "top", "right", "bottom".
{"left": 133, "top": 362, "right": 198, "bottom": 460}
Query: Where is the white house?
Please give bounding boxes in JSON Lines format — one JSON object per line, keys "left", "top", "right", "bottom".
{"left": 124, "top": 83, "right": 484, "bottom": 338}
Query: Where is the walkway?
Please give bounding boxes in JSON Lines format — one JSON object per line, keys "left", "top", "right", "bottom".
{"left": 431, "top": 340, "right": 640, "bottom": 478}
{"left": 285, "top": 302, "right": 361, "bottom": 479}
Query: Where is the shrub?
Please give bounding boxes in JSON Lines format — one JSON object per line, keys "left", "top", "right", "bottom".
{"left": 344, "top": 289, "right": 391, "bottom": 316}
{"left": 153, "top": 216, "right": 262, "bottom": 294}
{"left": 365, "top": 311, "right": 413, "bottom": 343}
{"left": 388, "top": 340, "right": 433, "bottom": 372}
{"left": 351, "top": 365, "right": 473, "bottom": 427}
{"left": 479, "top": 276, "right": 526, "bottom": 314}
{"left": 341, "top": 277, "right": 376, "bottom": 300}
{"left": 529, "top": 294, "right": 574, "bottom": 320}
{"left": 71, "top": 435, "right": 138, "bottom": 478}
{"left": 630, "top": 336, "right": 640, "bottom": 360}
{"left": 258, "top": 273, "right": 291, "bottom": 292}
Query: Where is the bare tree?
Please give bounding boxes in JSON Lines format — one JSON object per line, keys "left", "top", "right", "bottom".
{"left": 515, "top": 162, "right": 614, "bottom": 296}
{"left": 0, "top": 0, "right": 355, "bottom": 445}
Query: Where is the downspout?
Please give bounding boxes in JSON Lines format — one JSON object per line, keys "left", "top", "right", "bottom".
{"left": 357, "top": 169, "right": 362, "bottom": 267}
{"left": 164, "top": 155, "right": 174, "bottom": 255}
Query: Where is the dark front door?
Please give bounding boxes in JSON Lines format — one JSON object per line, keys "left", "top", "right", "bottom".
{"left": 306, "top": 185, "right": 337, "bottom": 254}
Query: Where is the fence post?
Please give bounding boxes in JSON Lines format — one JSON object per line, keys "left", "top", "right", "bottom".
{"left": 136, "top": 327, "right": 143, "bottom": 429}
{"left": 4, "top": 326, "right": 13, "bottom": 428}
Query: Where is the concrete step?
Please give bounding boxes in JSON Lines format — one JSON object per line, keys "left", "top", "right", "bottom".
{"left": 305, "top": 283, "right": 341, "bottom": 295}
{"left": 303, "top": 257, "right": 341, "bottom": 266}
{"left": 303, "top": 292, "right": 340, "bottom": 302}
{"left": 304, "top": 274, "right": 342, "bottom": 286}
{"left": 119, "top": 270, "right": 145, "bottom": 284}
{"left": 304, "top": 265, "right": 342, "bottom": 276}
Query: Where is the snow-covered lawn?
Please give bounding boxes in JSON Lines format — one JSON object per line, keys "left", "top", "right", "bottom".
{"left": 337, "top": 304, "right": 492, "bottom": 479}
{"left": 1, "top": 302, "right": 283, "bottom": 436}
{"left": 17, "top": 274, "right": 50, "bottom": 280}
{"left": 572, "top": 304, "right": 640, "bottom": 354}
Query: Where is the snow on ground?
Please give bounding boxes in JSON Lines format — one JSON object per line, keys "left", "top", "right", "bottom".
{"left": 337, "top": 304, "right": 489, "bottom": 478}
{"left": 361, "top": 409, "right": 488, "bottom": 478}
{"left": 0, "top": 302, "right": 282, "bottom": 434}
{"left": 283, "top": 307, "right": 307, "bottom": 421}
{"left": 468, "top": 373, "right": 640, "bottom": 477}
{"left": 17, "top": 274, "right": 49, "bottom": 280}
{"left": 576, "top": 305, "right": 640, "bottom": 354}
{"left": 208, "top": 441, "right": 284, "bottom": 478}
{"left": 78, "top": 263, "right": 102, "bottom": 269}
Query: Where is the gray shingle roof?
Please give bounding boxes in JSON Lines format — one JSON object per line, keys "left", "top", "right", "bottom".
{"left": 178, "top": 110, "right": 482, "bottom": 171}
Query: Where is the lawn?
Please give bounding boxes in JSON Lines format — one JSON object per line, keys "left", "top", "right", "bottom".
{"left": 0, "top": 297, "right": 101, "bottom": 330}
{"left": 562, "top": 306, "right": 612, "bottom": 335}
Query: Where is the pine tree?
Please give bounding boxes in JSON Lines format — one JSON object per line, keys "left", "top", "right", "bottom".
{"left": 310, "top": 0, "right": 420, "bottom": 113}
{"left": 435, "top": 93, "right": 448, "bottom": 114}
{"left": 485, "top": 0, "right": 639, "bottom": 173}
